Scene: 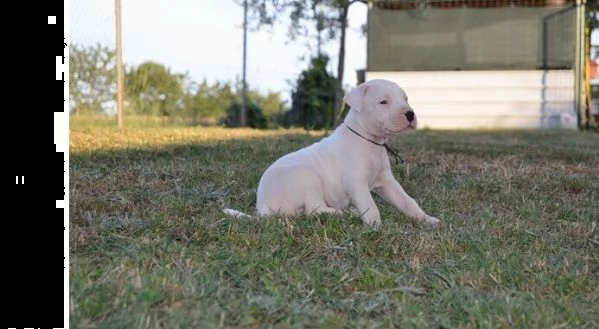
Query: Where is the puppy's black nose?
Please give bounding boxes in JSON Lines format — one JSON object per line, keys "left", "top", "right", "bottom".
{"left": 405, "top": 110, "right": 415, "bottom": 122}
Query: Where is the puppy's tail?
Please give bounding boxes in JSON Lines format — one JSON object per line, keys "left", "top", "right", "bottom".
{"left": 223, "top": 208, "right": 255, "bottom": 219}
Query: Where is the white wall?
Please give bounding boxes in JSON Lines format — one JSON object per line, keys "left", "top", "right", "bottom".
{"left": 366, "top": 70, "right": 578, "bottom": 130}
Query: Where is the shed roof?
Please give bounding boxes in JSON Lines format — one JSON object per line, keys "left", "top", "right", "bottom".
{"left": 376, "top": 0, "right": 575, "bottom": 10}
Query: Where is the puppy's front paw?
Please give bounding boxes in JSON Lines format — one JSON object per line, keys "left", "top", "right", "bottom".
{"left": 363, "top": 217, "right": 382, "bottom": 229}
{"left": 424, "top": 215, "right": 442, "bottom": 227}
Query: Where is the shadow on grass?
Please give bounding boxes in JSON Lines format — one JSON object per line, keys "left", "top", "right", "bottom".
{"left": 69, "top": 128, "right": 599, "bottom": 328}
{"left": 70, "top": 129, "right": 599, "bottom": 226}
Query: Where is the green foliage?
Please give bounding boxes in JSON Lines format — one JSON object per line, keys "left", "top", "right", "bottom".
{"left": 243, "top": 0, "right": 370, "bottom": 126}
{"left": 249, "top": 90, "right": 283, "bottom": 118}
{"left": 245, "top": 0, "right": 366, "bottom": 43}
{"left": 248, "top": 89, "right": 287, "bottom": 128}
{"left": 69, "top": 43, "right": 116, "bottom": 115}
{"left": 184, "top": 79, "right": 286, "bottom": 127}
{"left": 186, "top": 80, "right": 236, "bottom": 119}
{"left": 69, "top": 43, "right": 287, "bottom": 125}
{"left": 125, "top": 61, "right": 187, "bottom": 116}
{"left": 223, "top": 101, "right": 268, "bottom": 129}
{"left": 286, "top": 55, "right": 337, "bottom": 130}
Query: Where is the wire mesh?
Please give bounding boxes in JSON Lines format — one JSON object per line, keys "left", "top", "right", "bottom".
{"left": 367, "top": 0, "right": 577, "bottom": 71}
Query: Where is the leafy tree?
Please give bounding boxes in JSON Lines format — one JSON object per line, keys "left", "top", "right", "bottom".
{"left": 247, "top": 89, "right": 286, "bottom": 127}
{"left": 184, "top": 79, "right": 286, "bottom": 127}
{"left": 125, "top": 61, "right": 186, "bottom": 116}
{"left": 185, "top": 79, "right": 236, "bottom": 120}
{"left": 69, "top": 43, "right": 116, "bottom": 115}
{"left": 286, "top": 55, "right": 337, "bottom": 130}
{"left": 244, "top": 0, "right": 368, "bottom": 127}
{"left": 69, "top": 41, "right": 288, "bottom": 127}
{"left": 223, "top": 101, "right": 268, "bottom": 129}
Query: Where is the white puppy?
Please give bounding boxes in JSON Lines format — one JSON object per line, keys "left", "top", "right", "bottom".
{"left": 224, "top": 79, "right": 441, "bottom": 228}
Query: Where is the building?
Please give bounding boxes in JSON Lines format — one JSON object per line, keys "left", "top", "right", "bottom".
{"left": 362, "top": 0, "right": 586, "bottom": 129}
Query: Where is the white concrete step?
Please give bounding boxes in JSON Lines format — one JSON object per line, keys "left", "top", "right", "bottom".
{"left": 406, "top": 87, "right": 574, "bottom": 103}
{"left": 413, "top": 101, "right": 574, "bottom": 116}
{"left": 417, "top": 113, "right": 577, "bottom": 130}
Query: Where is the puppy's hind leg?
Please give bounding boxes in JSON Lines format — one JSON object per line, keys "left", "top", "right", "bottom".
{"left": 307, "top": 204, "right": 343, "bottom": 216}
{"left": 296, "top": 168, "right": 343, "bottom": 217}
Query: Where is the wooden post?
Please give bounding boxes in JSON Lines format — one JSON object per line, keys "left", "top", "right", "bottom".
{"left": 115, "top": 0, "right": 125, "bottom": 128}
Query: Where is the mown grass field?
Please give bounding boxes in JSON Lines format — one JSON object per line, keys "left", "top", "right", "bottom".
{"left": 70, "top": 117, "right": 599, "bottom": 329}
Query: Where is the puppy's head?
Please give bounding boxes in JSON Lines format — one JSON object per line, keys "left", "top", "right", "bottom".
{"left": 344, "top": 79, "right": 417, "bottom": 136}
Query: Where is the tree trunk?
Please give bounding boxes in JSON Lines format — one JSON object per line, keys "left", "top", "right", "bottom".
{"left": 332, "top": 3, "right": 349, "bottom": 128}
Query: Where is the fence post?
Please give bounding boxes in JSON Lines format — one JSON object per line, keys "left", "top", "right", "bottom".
{"left": 115, "top": 0, "right": 125, "bottom": 129}
{"left": 240, "top": 0, "right": 248, "bottom": 127}
{"left": 575, "top": 0, "right": 587, "bottom": 129}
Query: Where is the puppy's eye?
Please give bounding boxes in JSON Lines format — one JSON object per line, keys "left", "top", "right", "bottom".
{"left": 379, "top": 100, "right": 388, "bottom": 105}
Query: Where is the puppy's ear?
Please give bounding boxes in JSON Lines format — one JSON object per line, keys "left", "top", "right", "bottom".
{"left": 344, "top": 83, "right": 369, "bottom": 112}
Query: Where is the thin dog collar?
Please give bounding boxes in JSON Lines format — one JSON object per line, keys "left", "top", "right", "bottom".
{"left": 345, "top": 125, "right": 404, "bottom": 164}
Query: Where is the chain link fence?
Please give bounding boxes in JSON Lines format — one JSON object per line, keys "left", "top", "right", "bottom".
{"left": 69, "top": 0, "right": 118, "bottom": 117}
{"left": 368, "top": 0, "right": 577, "bottom": 71}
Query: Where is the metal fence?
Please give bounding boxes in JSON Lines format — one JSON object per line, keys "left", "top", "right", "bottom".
{"left": 367, "top": 0, "right": 577, "bottom": 71}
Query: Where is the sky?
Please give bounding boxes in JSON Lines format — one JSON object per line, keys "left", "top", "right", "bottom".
{"left": 69, "top": 0, "right": 369, "bottom": 103}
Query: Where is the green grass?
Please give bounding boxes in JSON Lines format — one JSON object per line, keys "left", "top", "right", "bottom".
{"left": 70, "top": 119, "right": 599, "bottom": 329}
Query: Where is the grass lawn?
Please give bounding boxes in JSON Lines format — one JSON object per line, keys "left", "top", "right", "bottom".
{"left": 70, "top": 120, "right": 599, "bottom": 328}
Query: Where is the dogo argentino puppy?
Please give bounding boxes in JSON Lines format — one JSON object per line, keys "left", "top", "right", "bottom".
{"left": 224, "top": 79, "right": 441, "bottom": 228}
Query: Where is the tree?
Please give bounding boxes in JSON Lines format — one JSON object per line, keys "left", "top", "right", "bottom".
{"left": 186, "top": 80, "right": 236, "bottom": 120}
{"left": 69, "top": 43, "right": 116, "bottom": 115}
{"left": 183, "top": 79, "right": 285, "bottom": 127}
{"left": 244, "top": 0, "right": 368, "bottom": 128}
{"left": 125, "top": 61, "right": 186, "bottom": 116}
{"left": 224, "top": 101, "right": 268, "bottom": 129}
{"left": 223, "top": 81, "right": 286, "bottom": 128}
{"left": 286, "top": 54, "right": 337, "bottom": 130}
{"left": 247, "top": 89, "right": 286, "bottom": 127}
